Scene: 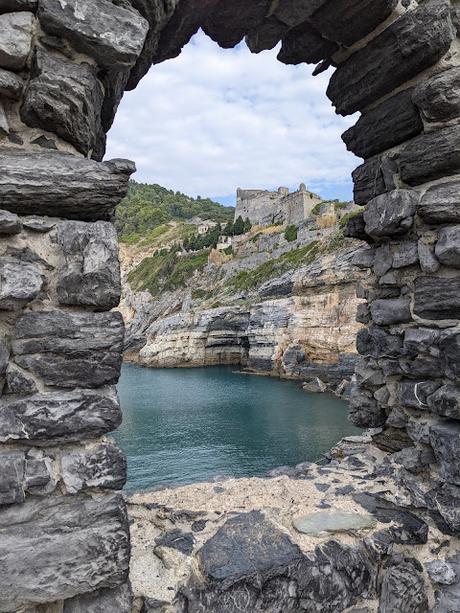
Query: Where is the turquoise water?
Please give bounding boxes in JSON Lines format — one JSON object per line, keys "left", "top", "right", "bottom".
{"left": 115, "top": 363, "right": 359, "bottom": 491}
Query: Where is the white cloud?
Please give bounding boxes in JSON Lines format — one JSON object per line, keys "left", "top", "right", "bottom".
{"left": 106, "top": 31, "right": 360, "bottom": 204}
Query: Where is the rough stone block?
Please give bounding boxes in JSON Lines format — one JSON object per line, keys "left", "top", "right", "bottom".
{"left": 352, "top": 156, "right": 386, "bottom": 206}
{"left": 418, "top": 240, "right": 440, "bottom": 273}
{"left": 373, "top": 245, "right": 392, "bottom": 277}
{"left": 349, "top": 386, "right": 386, "bottom": 428}
{"left": 246, "top": 16, "right": 290, "bottom": 53}
{"left": 24, "top": 450, "right": 55, "bottom": 494}
{"left": 430, "top": 421, "right": 460, "bottom": 485}
{"left": 379, "top": 557, "right": 428, "bottom": 613}
{"left": 0, "top": 452, "right": 25, "bottom": 505}
{"left": 435, "top": 225, "right": 460, "bottom": 268}
{"left": 0, "top": 0, "right": 36, "bottom": 12}
{"left": 0, "top": 387, "right": 121, "bottom": 444}
{"left": 419, "top": 180, "right": 460, "bottom": 224}
{"left": 0, "top": 150, "right": 135, "bottom": 221}
{"left": 0, "top": 66, "right": 23, "bottom": 99}
{"left": 0, "top": 493, "right": 130, "bottom": 611}
{"left": 0, "top": 11, "right": 33, "bottom": 71}
{"left": 5, "top": 364, "right": 38, "bottom": 394}
{"left": 441, "top": 334, "right": 460, "bottom": 380}
{"left": 61, "top": 439, "right": 127, "bottom": 494}
{"left": 398, "top": 125, "right": 460, "bottom": 186}
{"left": 370, "top": 298, "right": 412, "bottom": 326}
{"left": 55, "top": 220, "right": 121, "bottom": 310}
{"left": 38, "top": 0, "right": 148, "bottom": 68}
{"left": 392, "top": 242, "right": 418, "bottom": 269}
{"left": 364, "top": 190, "right": 418, "bottom": 238}
{"left": 413, "top": 66, "right": 460, "bottom": 123}
{"left": 342, "top": 88, "right": 422, "bottom": 159}
{"left": 309, "top": 0, "right": 397, "bottom": 47}
{"left": 277, "top": 20, "right": 337, "bottom": 65}
{"left": 63, "top": 583, "right": 133, "bottom": 613}
{"left": 13, "top": 311, "right": 124, "bottom": 388}
{"left": 427, "top": 385, "right": 460, "bottom": 420}
{"left": 0, "top": 209, "right": 21, "bottom": 234}
{"left": 20, "top": 48, "right": 104, "bottom": 157}
{"left": 357, "top": 326, "right": 402, "bottom": 358}
{"left": 413, "top": 276, "right": 460, "bottom": 320}
{"left": 0, "top": 257, "right": 44, "bottom": 310}
{"left": 395, "top": 380, "right": 440, "bottom": 409}
{"left": 327, "top": 0, "right": 455, "bottom": 115}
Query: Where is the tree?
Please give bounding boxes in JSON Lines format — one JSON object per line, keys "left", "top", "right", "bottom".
{"left": 233, "top": 216, "right": 245, "bottom": 236}
{"left": 223, "top": 221, "right": 234, "bottom": 236}
{"left": 284, "top": 225, "right": 298, "bottom": 243}
{"left": 243, "top": 218, "right": 252, "bottom": 233}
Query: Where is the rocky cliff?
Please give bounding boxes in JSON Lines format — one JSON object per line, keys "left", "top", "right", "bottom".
{"left": 119, "top": 212, "right": 366, "bottom": 396}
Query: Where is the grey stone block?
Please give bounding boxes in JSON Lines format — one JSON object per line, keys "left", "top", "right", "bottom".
{"left": 413, "top": 66, "right": 460, "bottom": 123}
{"left": 277, "top": 20, "right": 337, "bottom": 64}
{"left": 0, "top": 0, "right": 36, "bottom": 12}
{"left": 38, "top": 0, "right": 148, "bottom": 68}
{"left": 21, "top": 47, "right": 104, "bottom": 157}
{"left": 0, "top": 387, "right": 122, "bottom": 443}
{"left": 0, "top": 209, "right": 21, "bottom": 234}
{"left": 0, "top": 11, "right": 34, "bottom": 71}
{"left": 327, "top": 0, "right": 455, "bottom": 115}
{"left": 430, "top": 421, "right": 460, "bottom": 486}
{"left": 370, "top": 298, "right": 412, "bottom": 326}
{"left": 56, "top": 220, "right": 121, "bottom": 310}
{"left": 0, "top": 493, "right": 130, "bottom": 611}
{"left": 61, "top": 439, "right": 127, "bottom": 494}
{"left": 435, "top": 225, "right": 460, "bottom": 268}
{"left": 63, "top": 583, "right": 133, "bottom": 613}
{"left": 5, "top": 364, "right": 38, "bottom": 394}
{"left": 0, "top": 66, "right": 23, "bottom": 99}
{"left": 349, "top": 386, "right": 386, "bottom": 428}
{"left": 392, "top": 242, "right": 418, "bottom": 269}
{"left": 342, "top": 88, "right": 422, "bottom": 159}
{"left": 357, "top": 326, "right": 402, "bottom": 358}
{"left": 0, "top": 149, "right": 135, "bottom": 221}
{"left": 13, "top": 310, "right": 124, "bottom": 388}
{"left": 413, "top": 276, "right": 460, "bottom": 320}
{"left": 427, "top": 385, "right": 460, "bottom": 420}
{"left": 418, "top": 241, "right": 440, "bottom": 273}
{"left": 419, "top": 179, "right": 460, "bottom": 224}
{"left": 0, "top": 257, "right": 44, "bottom": 310}
{"left": 0, "top": 452, "right": 25, "bottom": 505}
{"left": 379, "top": 557, "right": 428, "bottom": 613}
{"left": 364, "top": 190, "right": 418, "bottom": 238}
{"left": 352, "top": 156, "right": 386, "bottom": 205}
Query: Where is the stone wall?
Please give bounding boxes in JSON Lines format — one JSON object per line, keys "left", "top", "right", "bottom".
{"left": 0, "top": 0, "right": 459, "bottom": 611}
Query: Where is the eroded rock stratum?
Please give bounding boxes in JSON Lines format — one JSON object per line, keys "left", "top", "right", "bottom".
{"left": 0, "top": 0, "right": 459, "bottom": 611}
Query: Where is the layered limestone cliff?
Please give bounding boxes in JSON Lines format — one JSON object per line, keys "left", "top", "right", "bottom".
{"left": 119, "top": 218, "right": 366, "bottom": 396}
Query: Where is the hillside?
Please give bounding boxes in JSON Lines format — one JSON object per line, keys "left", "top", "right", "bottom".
{"left": 115, "top": 181, "right": 235, "bottom": 244}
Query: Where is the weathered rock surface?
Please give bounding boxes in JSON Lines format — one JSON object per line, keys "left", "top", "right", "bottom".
{"left": 0, "top": 11, "right": 33, "bottom": 71}
{"left": 0, "top": 150, "right": 135, "bottom": 221}
{"left": 327, "top": 0, "right": 455, "bottom": 115}
{"left": 370, "top": 298, "right": 412, "bottom": 326}
{"left": 63, "top": 583, "right": 133, "bottom": 613}
{"left": 277, "top": 20, "right": 337, "bottom": 65}
{"left": 419, "top": 180, "right": 460, "bottom": 224}
{"left": 0, "top": 493, "right": 130, "bottom": 612}
{"left": 12, "top": 311, "right": 124, "bottom": 388}
{"left": 364, "top": 190, "right": 417, "bottom": 238}
{"left": 0, "top": 209, "right": 21, "bottom": 234}
{"left": 0, "top": 387, "right": 122, "bottom": 444}
{"left": 21, "top": 48, "right": 104, "bottom": 156}
{"left": 413, "top": 66, "right": 460, "bottom": 123}
{"left": 0, "top": 0, "right": 36, "bottom": 12}
{"left": 342, "top": 88, "right": 422, "bottom": 159}
{"left": 0, "top": 257, "right": 44, "bottom": 310}
{"left": 352, "top": 156, "right": 386, "bottom": 205}
{"left": 56, "top": 220, "right": 121, "bottom": 310}
{"left": 378, "top": 556, "right": 428, "bottom": 613}
{"left": 413, "top": 276, "right": 460, "bottom": 320}
{"left": 0, "top": 66, "right": 23, "bottom": 99}
{"left": 38, "top": 0, "right": 149, "bottom": 69}
{"left": 430, "top": 421, "right": 460, "bottom": 485}
{"left": 435, "top": 225, "right": 460, "bottom": 268}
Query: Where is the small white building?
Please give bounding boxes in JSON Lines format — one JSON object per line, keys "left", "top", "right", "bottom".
{"left": 216, "top": 235, "right": 233, "bottom": 251}
{"left": 197, "top": 219, "right": 218, "bottom": 235}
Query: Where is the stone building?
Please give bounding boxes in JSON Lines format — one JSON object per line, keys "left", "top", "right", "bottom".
{"left": 235, "top": 183, "right": 323, "bottom": 227}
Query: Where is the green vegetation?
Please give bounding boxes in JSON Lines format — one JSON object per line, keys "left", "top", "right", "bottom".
{"left": 128, "top": 250, "right": 210, "bottom": 296}
{"left": 116, "top": 181, "right": 234, "bottom": 242}
{"left": 284, "top": 225, "right": 298, "bottom": 242}
{"left": 311, "top": 200, "right": 351, "bottom": 216}
{"left": 339, "top": 210, "right": 361, "bottom": 228}
{"left": 228, "top": 241, "right": 320, "bottom": 291}
{"left": 311, "top": 202, "right": 323, "bottom": 216}
{"left": 223, "top": 216, "right": 252, "bottom": 237}
{"left": 183, "top": 224, "right": 222, "bottom": 251}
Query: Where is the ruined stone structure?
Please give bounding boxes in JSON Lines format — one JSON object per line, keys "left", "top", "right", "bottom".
{"left": 0, "top": 0, "right": 459, "bottom": 611}
{"left": 235, "top": 184, "right": 322, "bottom": 226}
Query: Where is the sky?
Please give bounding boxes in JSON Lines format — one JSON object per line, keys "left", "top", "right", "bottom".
{"left": 106, "top": 30, "right": 360, "bottom": 207}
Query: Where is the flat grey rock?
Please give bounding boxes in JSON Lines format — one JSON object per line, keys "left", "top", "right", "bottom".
{"left": 419, "top": 179, "right": 460, "bottom": 224}
{"left": 0, "top": 209, "right": 21, "bottom": 234}
{"left": 0, "top": 11, "right": 33, "bottom": 71}
{"left": 435, "top": 225, "right": 460, "bottom": 268}
{"left": 64, "top": 583, "right": 133, "bottom": 613}
{"left": 0, "top": 66, "right": 23, "bottom": 98}
{"left": 293, "top": 511, "right": 376, "bottom": 535}
{"left": 0, "top": 257, "right": 44, "bottom": 310}
{"left": 413, "top": 66, "right": 460, "bottom": 123}
{"left": 364, "top": 190, "right": 417, "bottom": 238}
{"left": 414, "top": 276, "right": 460, "bottom": 320}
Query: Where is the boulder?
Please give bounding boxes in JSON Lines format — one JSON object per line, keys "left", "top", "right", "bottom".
{"left": 398, "top": 124, "right": 460, "bottom": 186}
{"left": 419, "top": 179, "right": 460, "bottom": 224}
{"left": 12, "top": 311, "right": 124, "bottom": 388}
{"left": 342, "top": 88, "right": 422, "bottom": 159}
{"left": 413, "top": 276, "right": 460, "bottom": 320}
{"left": 21, "top": 48, "right": 104, "bottom": 157}
{"left": 63, "top": 583, "right": 133, "bottom": 613}
{"left": 0, "top": 67, "right": 23, "bottom": 99}
{"left": 427, "top": 385, "right": 460, "bottom": 420}
{"left": 430, "top": 421, "right": 460, "bottom": 485}
{"left": 0, "top": 11, "right": 34, "bottom": 71}
{"left": 61, "top": 440, "right": 127, "bottom": 494}
{"left": 327, "top": 0, "right": 455, "bottom": 115}
{"left": 55, "top": 220, "right": 121, "bottom": 310}
{"left": 370, "top": 298, "right": 412, "bottom": 326}
{"left": 363, "top": 190, "right": 418, "bottom": 238}
{"left": 0, "top": 257, "right": 44, "bottom": 310}
{"left": 435, "top": 225, "right": 460, "bottom": 268}
{"left": 0, "top": 209, "right": 21, "bottom": 234}
{"left": 0, "top": 150, "right": 135, "bottom": 221}
{"left": 0, "top": 387, "right": 121, "bottom": 444}
{"left": 413, "top": 66, "right": 460, "bottom": 123}
{"left": 38, "top": 0, "right": 149, "bottom": 69}
{"left": 0, "top": 493, "right": 130, "bottom": 612}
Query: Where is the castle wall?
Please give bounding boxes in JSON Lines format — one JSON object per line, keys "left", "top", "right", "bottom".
{"left": 235, "top": 187, "right": 322, "bottom": 226}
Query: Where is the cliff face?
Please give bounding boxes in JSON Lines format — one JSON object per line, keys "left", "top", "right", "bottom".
{"left": 120, "top": 225, "right": 367, "bottom": 396}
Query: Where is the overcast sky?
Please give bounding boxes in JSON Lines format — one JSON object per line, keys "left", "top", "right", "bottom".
{"left": 106, "top": 31, "right": 359, "bottom": 207}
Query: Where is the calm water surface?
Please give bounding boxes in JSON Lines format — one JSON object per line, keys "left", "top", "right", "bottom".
{"left": 115, "top": 363, "right": 359, "bottom": 491}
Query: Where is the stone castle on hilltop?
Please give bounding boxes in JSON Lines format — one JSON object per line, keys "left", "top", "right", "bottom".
{"left": 235, "top": 184, "right": 323, "bottom": 227}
